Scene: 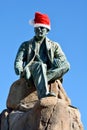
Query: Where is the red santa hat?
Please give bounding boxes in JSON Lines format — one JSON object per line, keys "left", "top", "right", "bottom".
{"left": 29, "top": 12, "right": 51, "bottom": 30}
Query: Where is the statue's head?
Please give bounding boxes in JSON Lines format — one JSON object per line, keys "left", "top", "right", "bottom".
{"left": 29, "top": 12, "right": 51, "bottom": 39}
{"left": 34, "top": 26, "right": 49, "bottom": 39}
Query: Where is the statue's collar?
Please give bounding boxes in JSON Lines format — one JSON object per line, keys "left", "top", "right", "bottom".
{"left": 32, "top": 36, "right": 51, "bottom": 50}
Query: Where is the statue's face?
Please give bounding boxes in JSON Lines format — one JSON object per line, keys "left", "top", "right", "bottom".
{"left": 34, "top": 26, "right": 48, "bottom": 39}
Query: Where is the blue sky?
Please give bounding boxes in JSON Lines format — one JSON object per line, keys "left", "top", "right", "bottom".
{"left": 0, "top": 0, "right": 87, "bottom": 129}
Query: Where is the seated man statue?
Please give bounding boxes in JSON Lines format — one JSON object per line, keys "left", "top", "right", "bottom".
{"left": 14, "top": 12, "right": 70, "bottom": 99}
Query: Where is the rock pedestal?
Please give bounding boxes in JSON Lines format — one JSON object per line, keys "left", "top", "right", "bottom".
{"left": 0, "top": 78, "right": 84, "bottom": 130}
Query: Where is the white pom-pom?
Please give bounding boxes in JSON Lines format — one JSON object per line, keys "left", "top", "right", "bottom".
{"left": 29, "top": 19, "right": 34, "bottom": 25}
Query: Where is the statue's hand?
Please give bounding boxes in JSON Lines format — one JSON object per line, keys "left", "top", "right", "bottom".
{"left": 15, "top": 68, "right": 23, "bottom": 75}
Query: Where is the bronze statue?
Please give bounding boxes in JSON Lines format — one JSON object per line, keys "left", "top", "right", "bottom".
{"left": 14, "top": 12, "right": 70, "bottom": 99}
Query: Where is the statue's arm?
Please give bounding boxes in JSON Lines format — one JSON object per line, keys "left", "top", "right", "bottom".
{"left": 14, "top": 42, "right": 27, "bottom": 75}
{"left": 53, "top": 42, "right": 70, "bottom": 74}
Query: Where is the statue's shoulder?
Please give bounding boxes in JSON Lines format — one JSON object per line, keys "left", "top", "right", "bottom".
{"left": 47, "top": 37, "right": 60, "bottom": 48}
{"left": 20, "top": 38, "right": 34, "bottom": 48}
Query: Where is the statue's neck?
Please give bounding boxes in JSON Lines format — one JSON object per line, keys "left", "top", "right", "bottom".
{"left": 34, "top": 36, "right": 46, "bottom": 43}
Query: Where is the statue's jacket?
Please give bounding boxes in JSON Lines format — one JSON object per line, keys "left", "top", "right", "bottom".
{"left": 14, "top": 36, "right": 70, "bottom": 76}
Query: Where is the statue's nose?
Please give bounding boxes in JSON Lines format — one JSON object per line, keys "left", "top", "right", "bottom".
{"left": 38, "top": 27, "right": 42, "bottom": 32}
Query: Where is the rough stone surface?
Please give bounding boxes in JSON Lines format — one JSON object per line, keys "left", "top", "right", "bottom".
{"left": 0, "top": 79, "right": 84, "bottom": 130}
{"left": 0, "top": 97, "right": 84, "bottom": 130}
{"left": 6, "top": 78, "right": 71, "bottom": 110}
{"left": 6, "top": 78, "right": 38, "bottom": 110}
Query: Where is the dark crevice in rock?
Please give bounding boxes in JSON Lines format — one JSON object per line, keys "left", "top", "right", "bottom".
{"left": 45, "top": 104, "right": 56, "bottom": 130}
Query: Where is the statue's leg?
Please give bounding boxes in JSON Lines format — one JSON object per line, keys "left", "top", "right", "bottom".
{"left": 47, "top": 68, "right": 62, "bottom": 82}
{"left": 47, "top": 63, "right": 68, "bottom": 82}
{"left": 29, "top": 61, "right": 49, "bottom": 99}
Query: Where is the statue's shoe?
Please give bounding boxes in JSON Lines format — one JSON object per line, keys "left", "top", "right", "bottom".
{"left": 46, "top": 92, "right": 56, "bottom": 97}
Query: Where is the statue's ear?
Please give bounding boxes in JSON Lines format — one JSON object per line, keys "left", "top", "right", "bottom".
{"left": 46, "top": 28, "right": 50, "bottom": 33}
{"left": 46, "top": 29, "right": 49, "bottom": 35}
